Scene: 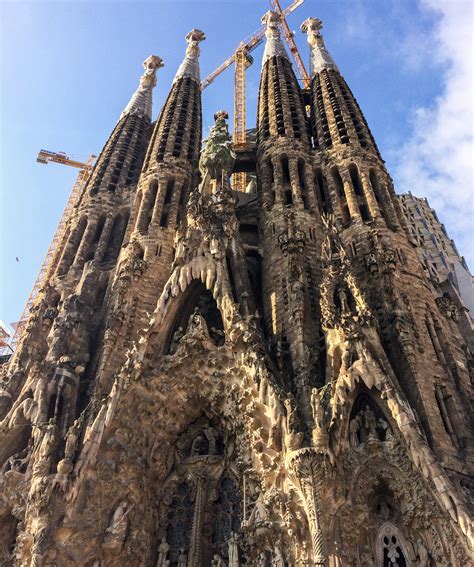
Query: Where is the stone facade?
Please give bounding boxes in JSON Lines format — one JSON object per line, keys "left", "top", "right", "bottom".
{"left": 0, "top": 12, "right": 472, "bottom": 567}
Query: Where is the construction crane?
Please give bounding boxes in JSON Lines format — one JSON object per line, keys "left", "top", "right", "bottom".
{"left": 7, "top": 151, "right": 96, "bottom": 354}
{"left": 200, "top": 0, "right": 308, "bottom": 191}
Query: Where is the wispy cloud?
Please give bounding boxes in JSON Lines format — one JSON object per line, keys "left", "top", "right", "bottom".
{"left": 393, "top": 0, "right": 474, "bottom": 268}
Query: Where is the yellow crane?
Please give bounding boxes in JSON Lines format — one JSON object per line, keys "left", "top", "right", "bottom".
{"left": 201, "top": 0, "right": 308, "bottom": 191}
{"left": 8, "top": 151, "right": 96, "bottom": 353}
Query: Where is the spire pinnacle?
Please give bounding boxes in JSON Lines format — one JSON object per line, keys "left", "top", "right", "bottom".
{"left": 173, "top": 29, "right": 206, "bottom": 85}
{"left": 261, "top": 10, "right": 289, "bottom": 66}
{"left": 301, "top": 18, "right": 338, "bottom": 76}
{"left": 120, "top": 55, "right": 164, "bottom": 121}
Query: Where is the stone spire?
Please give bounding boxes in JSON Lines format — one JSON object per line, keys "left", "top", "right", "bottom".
{"left": 301, "top": 18, "right": 338, "bottom": 76}
{"left": 120, "top": 55, "right": 164, "bottom": 121}
{"left": 261, "top": 10, "right": 289, "bottom": 66}
{"left": 173, "top": 29, "right": 206, "bottom": 85}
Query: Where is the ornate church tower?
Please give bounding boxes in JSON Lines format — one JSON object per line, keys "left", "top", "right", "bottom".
{"left": 0, "top": 11, "right": 472, "bottom": 567}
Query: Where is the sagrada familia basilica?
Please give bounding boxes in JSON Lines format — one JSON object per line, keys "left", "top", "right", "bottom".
{"left": 0, "top": 10, "right": 472, "bottom": 567}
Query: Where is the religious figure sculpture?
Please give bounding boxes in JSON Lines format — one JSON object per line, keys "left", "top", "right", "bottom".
{"left": 211, "top": 553, "right": 225, "bottom": 567}
{"left": 311, "top": 387, "right": 326, "bottom": 429}
{"left": 416, "top": 539, "right": 430, "bottom": 567}
{"left": 177, "top": 548, "right": 187, "bottom": 567}
{"left": 63, "top": 417, "right": 82, "bottom": 462}
{"left": 349, "top": 414, "right": 361, "bottom": 448}
{"left": 272, "top": 543, "right": 285, "bottom": 566}
{"left": 228, "top": 531, "right": 239, "bottom": 567}
{"left": 156, "top": 537, "right": 170, "bottom": 567}
{"left": 104, "top": 500, "right": 129, "bottom": 550}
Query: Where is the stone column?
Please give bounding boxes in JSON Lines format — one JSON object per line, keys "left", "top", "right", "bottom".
{"left": 289, "top": 158, "right": 304, "bottom": 208}
{"left": 94, "top": 215, "right": 115, "bottom": 262}
{"left": 188, "top": 473, "right": 206, "bottom": 567}
{"left": 340, "top": 170, "right": 360, "bottom": 221}
{"left": 303, "top": 163, "right": 318, "bottom": 211}
{"left": 72, "top": 221, "right": 97, "bottom": 267}
{"left": 135, "top": 181, "right": 156, "bottom": 232}
{"left": 288, "top": 449, "right": 328, "bottom": 566}
{"left": 359, "top": 169, "right": 379, "bottom": 220}
{"left": 272, "top": 157, "right": 284, "bottom": 205}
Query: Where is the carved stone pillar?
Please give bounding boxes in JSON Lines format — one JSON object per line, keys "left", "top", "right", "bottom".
{"left": 359, "top": 170, "right": 379, "bottom": 220}
{"left": 340, "top": 170, "right": 360, "bottom": 221}
{"left": 188, "top": 473, "right": 207, "bottom": 567}
{"left": 94, "top": 214, "right": 115, "bottom": 262}
{"left": 72, "top": 221, "right": 97, "bottom": 267}
{"left": 289, "top": 158, "right": 304, "bottom": 207}
{"left": 288, "top": 448, "right": 328, "bottom": 566}
{"left": 272, "top": 157, "right": 284, "bottom": 205}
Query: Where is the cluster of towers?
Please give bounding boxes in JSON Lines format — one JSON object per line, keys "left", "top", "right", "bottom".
{"left": 0, "top": 10, "right": 472, "bottom": 567}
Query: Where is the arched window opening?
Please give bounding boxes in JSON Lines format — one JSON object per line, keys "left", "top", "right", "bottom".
{"left": 281, "top": 156, "right": 291, "bottom": 184}
{"left": 104, "top": 211, "right": 129, "bottom": 263}
{"left": 348, "top": 394, "right": 393, "bottom": 448}
{"left": 141, "top": 181, "right": 158, "bottom": 233}
{"left": 349, "top": 165, "right": 363, "bottom": 196}
{"left": 246, "top": 250, "right": 263, "bottom": 316}
{"left": 284, "top": 188, "right": 293, "bottom": 206}
{"left": 211, "top": 476, "right": 242, "bottom": 559}
{"left": 47, "top": 394, "right": 64, "bottom": 424}
{"left": 166, "top": 281, "right": 225, "bottom": 354}
{"left": 164, "top": 482, "right": 193, "bottom": 562}
{"left": 226, "top": 255, "right": 238, "bottom": 304}
{"left": 59, "top": 216, "right": 87, "bottom": 275}
{"left": 297, "top": 159, "right": 309, "bottom": 210}
{"left": 315, "top": 169, "right": 331, "bottom": 214}
{"left": 163, "top": 179, "right": 175, "bottom": 206}
{"left": 349, "top": 165, "right": 371, "bottom": 222}
{"left": 331, "top": 168, "right": 350, "bottom": 225}
{"left": 376, "top": 523, "right": 410, "bottom": 567}
{"left": 85, "top": 215, "right": 106, "bottom": 262}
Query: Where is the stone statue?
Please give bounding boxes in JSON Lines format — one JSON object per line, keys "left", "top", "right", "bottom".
{"left": 227, "top": 531, "right": 239, "bottom": 567}
{"left": 246, "top": 493, "right": 268, "bottom": 527}
{"left": 363, "top": 406, "right": 377, "bottom": 438}
{"left": 338, "top": 287, "right": 350, "bottom": 315}
{"left": 104, "top": 500, "right": 129, "bottom": 550}
{"left": 349, "top": 414, "right": 361, "bottom": 447}
{"left": 177, "top": 548, "right": 187, "bottom": 567}
{"left": 169, "top": 326, "right": 184, "bottom": 354}
{"left": 211, "top": 553, "right": 225, "bottom": 567}
{"left": 360, "top": 547, "right": 375, "bottom": 566}
{"left": 156, "top": 537, "right": 170, "bottom": 567}
{"left": 257, "top": 551, "right": 267, "bottom": 567}
{"left": 285, "top": 393, "right": 299, "bottom": 433}
{"left": 64, "top": 417, "right": 82, "bottom": 462}
{"left": 416, "top": 539, "right": 429, "bottom": 567}
{"left": 37, "top": 418, "right": 59, "bottom": 463}
{"left": 377, "top": 417, "right": 393, "bottom": 442}
{"left": 190, "top": 434, "right": 207, "bottom": 456}
{"left": 272, "top": 543, "right": 285, "bottom": 566}
{"left": 311, "top": 387, "right": 325, "bottom": 429}
{"left": 204, "top": 425, "right": 218, "bottom": 455}
{"left": 187, "top": 307, "right": 209, "bottom": 337}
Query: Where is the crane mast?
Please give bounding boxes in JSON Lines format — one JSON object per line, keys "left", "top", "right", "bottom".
{"left": 7, "top": 151, "right": 95, "bottom": 354}
{"left": 200, "top": 0, "right": 308, "bottom": 192}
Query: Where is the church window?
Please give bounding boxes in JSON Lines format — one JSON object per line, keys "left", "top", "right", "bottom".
{"left": 211, "top": 476, "right": 242, "bottom": 556}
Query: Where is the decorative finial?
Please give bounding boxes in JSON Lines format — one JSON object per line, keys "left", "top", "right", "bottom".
{"left": 261, "top": 10, "right": 289, "bottom": 66}
{"left": 301, "top": 17, "right": 338, "bottom": 76}
{"left": 120, "top": 54, "right": 164, "bottom": 121}
{"left": 173, "top": 28, "right": 206, "bottom": 85}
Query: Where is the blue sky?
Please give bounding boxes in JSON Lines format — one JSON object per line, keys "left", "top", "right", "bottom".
{"left": 1, "top": 0, "right": 473, "bottom": 327}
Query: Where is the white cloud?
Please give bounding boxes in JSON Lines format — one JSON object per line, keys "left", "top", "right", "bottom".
{"left": 393, "top": 0, "right": 474, "bottom": 268}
